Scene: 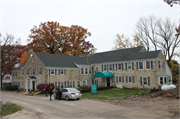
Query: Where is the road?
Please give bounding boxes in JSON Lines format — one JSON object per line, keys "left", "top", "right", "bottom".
{"left": 1, "top": 91, "right": 171, "bottom": 119}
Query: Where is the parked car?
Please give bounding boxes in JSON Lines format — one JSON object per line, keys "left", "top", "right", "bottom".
{"left": 54, "top": 88, "right": 82, "bottom": 101}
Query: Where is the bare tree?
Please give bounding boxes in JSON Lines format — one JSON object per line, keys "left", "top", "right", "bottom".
{"left": 0, "top": 33, "right": 21, "bottom": 58}
{"left": 164, "top": 0, "right": 180, "bottom": 37}
{"left": 135, "top": 15, "right": 158, "bottom": 51}
{"left": 156, "top": 18, "right": 180, "bottom": 62}
{"left": 135, "top": 16, "right": 180, "bottom": 63}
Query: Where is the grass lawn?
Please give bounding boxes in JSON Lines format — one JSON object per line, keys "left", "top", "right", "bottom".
{"left": 82, "top": 88, "right": 150, "bottom": 100}
{"left": 1, "top": 104, "right": 21, "bottom": 117}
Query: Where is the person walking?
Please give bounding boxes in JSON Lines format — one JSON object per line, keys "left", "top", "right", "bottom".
{"left": 49, "top": 86, "right": 53, "bottom": 101}
{"left": 44, "top": 86, "right": 48, "bottom": 97}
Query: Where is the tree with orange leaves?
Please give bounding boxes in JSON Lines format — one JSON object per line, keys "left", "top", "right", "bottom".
{"left": 27, "top": 21, "right": 96, "bottom": 56}
{"left": 20, "top": 52, "right": 28, "bottom": 64}
{"left": 28, "top": 21, "right": 70, "bottom": 54}
{"left": 65, "top": 25, "right": 96, "bottom": 56}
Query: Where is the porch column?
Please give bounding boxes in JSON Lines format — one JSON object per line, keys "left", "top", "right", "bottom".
{"left": 26, "top": 79, "right": 28, "bottom": 93}
{"left": 30, "top": 80, "right": 32, "bottom": 91}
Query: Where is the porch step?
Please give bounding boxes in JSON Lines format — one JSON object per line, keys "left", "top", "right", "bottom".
{"left": 35, "top": 91, "right": 42, "bottom": 95}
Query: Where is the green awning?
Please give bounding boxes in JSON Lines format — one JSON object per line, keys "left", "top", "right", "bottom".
{"left": 93, "top": 72, "right": 114, "bottom": 78}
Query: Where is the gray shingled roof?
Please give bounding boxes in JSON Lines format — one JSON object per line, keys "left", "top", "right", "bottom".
{"left": 13, "top": 47, "right": 161, "bottom": 70}
{"left": 12, "top": 62, "right": 26, "bottom": 71}
{"left": 34, "top": 52, "right": 90, "bottom": 68}
{"left": 90, "top": 47, "right": 161, "bottom": 63}
{"left": 34, "top": 46, "right": 161, "bottom": 67}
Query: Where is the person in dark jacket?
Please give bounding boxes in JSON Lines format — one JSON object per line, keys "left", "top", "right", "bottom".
{"left": 44, "top": 86, "right": 48, "bottom": 97}
{"left": 49, "top": 86, "right": 53, "bottom": 101}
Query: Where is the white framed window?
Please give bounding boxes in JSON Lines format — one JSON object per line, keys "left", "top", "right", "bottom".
{"left": 118, "top": 63, "right": 122, "bottom": 70}
{"left": 89, "top": 68, "right": 92, "bottom": 74}
{"left": 50, "top": 69, "right": 55, "bottom": 75}
{"left": 94, "top": 67, "right": 98, "bottom": 74}
{"left": 85, "top": 68, "right": 88, "bottom": 74}
{"left": 164, "top": 77, "right": 167, "bottom": 84}
{"left": 26, "top": 68, "right": 29, "bottom": 75}
{"left": 81, "top": 68, "right": 84, "bottom": 74}
{"left": 146, "top": 61, "right": 151, "bottom": 69}
{"left": 109, "top": 64, "right": 113, "bottom": 71}
{"left": 61, "top": 69, "right": 64, "bottom": 75}
{"left": 61, "top": 82, "right": 64, "bottom": 89}
{"left": 32, "top": 67, "right": 35, "bottom": 75}
{"left": 162, "top": 61, "right": 165, "bottom": 69}
{"left": 160, "top": 77, "right": 163, "bottom": 85}
{"left": 104, "top": 65, "right": 107, "bottom": 71}
{"left": 112, "top": 78, "right": 114, "bottom": 83}
{"left": 69, "top": 81, "right": 73, "bottom": 88}
{"left": 159, "top": 76, "right": 169, "bottom": 85}
{"left": 158, "top": 61, "right": 161, "bottom": 69}
{"left": 103, "top": 78, "right": 105, "bottom": 83}
{"left": 128, "top": 76, "right": 132, "bottom": 83}
{"left": 77, "top": 81, "right": 80, "bottom": 87}
{"left": 38, "top": 67, "right": 42, "bottom": 75}
{"left": 22, "top": 70, "right": 24, "bottom": 75}
{"left": 139, "top": 62, "right": 143, "bottom": 70}
{"left": 143, "top": 77, "right": 148, "bottom": 86}
{"left": 82, "top": 80, "right": 87, "bottom": 86}
{"left": 118, "top": 76, "right": 122, "bottom": 83}
{"left": 128, "top": 63, "right": 132, "bottom": 70}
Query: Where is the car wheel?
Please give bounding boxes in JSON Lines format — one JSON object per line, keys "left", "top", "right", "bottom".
{"left": 65, "top": 96, "right": 69, "bottom": 101}
{"left": 77, "top": 98, "right": 79, "bottom": 100}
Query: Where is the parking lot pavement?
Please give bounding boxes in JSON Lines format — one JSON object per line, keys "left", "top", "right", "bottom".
{"left": 1, "top": 91, "right": 172, "bottom": 119}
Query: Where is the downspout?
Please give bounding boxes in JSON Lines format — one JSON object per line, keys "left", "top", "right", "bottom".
{"left": 115, "top": 63, "right": 116, "bottom": 87}
{"left": 48, "top": 69, "right": 49, "bottom": 84}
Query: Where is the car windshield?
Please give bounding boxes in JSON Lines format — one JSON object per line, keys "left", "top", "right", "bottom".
{"left": 68, "top": 88, "right": 79, "bottom": 92}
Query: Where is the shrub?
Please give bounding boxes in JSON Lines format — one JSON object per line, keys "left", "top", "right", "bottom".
{"left": 77, "top": 86, "right": 90, "bottom": 91}
{"left": 37, "top": 83, "right": 54, "bottom": 92}
{"left": 11, "top": 85, "right": 18, "bottom": 90}
{"left": 17, "top": 88, "right": 24, "bottom": 92}
{"left": 5, "top": 85, "right": 11, "bottom": 90}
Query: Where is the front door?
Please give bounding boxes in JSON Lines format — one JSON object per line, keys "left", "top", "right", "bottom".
{"left": 32, "top": 81, "right": 35, "bottom": 90}
{"left": 107, "top": 78, "right": 110, "bottom": 87}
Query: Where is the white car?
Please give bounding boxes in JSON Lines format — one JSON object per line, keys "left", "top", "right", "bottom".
{"left": 161, "top": 84, "right": 176, "bottom": 91}
{"left": 54, "top": 88, "right": 82, "bottom": 101}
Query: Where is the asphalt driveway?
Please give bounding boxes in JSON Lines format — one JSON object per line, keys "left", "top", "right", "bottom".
{"left": 1, "top": 91, "right": 171, "bottom": 119}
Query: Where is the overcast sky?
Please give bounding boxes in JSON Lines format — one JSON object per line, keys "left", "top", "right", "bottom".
{"left": 0, "top": 0, "right": 179, "bottom": 62}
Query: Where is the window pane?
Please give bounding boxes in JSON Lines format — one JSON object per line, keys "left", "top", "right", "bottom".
{"left": 118, "top": 64, "right": 121, "bottom": 70}
{"left": 164, "top": 77, "right": 166, "bottom": 84}
{"left": 146, "top": 61, "right": 150, "bottom": 69}
{"left": 160, "top": 77, "right": 163, "bottom": 84}
{"left": 104, "top": 65, "right": 106, "bottom": 71}
{"left": 81, "top": 68, "right": 84, "bottom": 74}
{"left": 77, "top": 81, "right": 80, "bottom": 87}
{"left": 61, "top": 82, "right": 64, "bottom": 88}
{"left": 139, "top": 62, "right": 143, "bottom": 69}
{"left": 129, "top": 77, "right": 132, "bottom": 82}
{"left": 110, "top": 64, "right": 112, "bottom": 70}
{"left": 143, "top": 77, "right": 147, "bottom": 85}
{"left": 103, "top": 78, "right": 105, "bottom": 83}
{"left": 61, "top": 70, "right": 64, "bottom": 74}
{"left": 85, "top": 68, "right": 88, "bottom": 74}
{"left": 89, "top": 68, "right": 91, "bottom": 74}
{"left": 119, "top": 77, "right": 122, "bottom": 82}
{"left": 83, "top": 81, "right": 86, "bottom": 86}
{"left": 128, "top": 63, "right": 132, "bottom": 70}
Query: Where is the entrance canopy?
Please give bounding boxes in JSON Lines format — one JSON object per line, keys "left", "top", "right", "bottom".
{"left": 93, "top": 72, "right": 114, "bottom": 78}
